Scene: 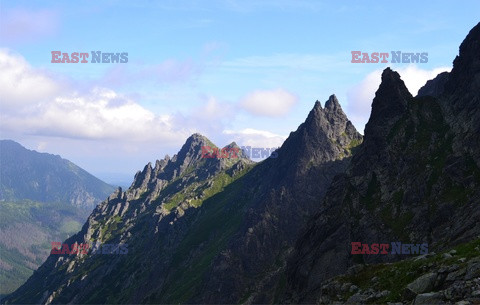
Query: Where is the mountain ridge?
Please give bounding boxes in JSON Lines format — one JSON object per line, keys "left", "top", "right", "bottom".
{"left": 0, "top": 139, "right": 115, "bottom": 209}
{"left": 0, "top": 140, "right": 116, "bottom": 296}
{"left": 2, "top": 95, "right": 362, "bottom": 304}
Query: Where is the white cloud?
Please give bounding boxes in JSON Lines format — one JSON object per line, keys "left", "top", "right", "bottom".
{"left": 0, "top": 49, "right": 61, "bottom": 109}
{"left": 1, "top": 88, "right": 188, "bottom": 142}
{"left": 240, "top": 88, "right": 298, "bottom": 117}
{"left": 395, "top": 65, "right": 451, "bottom": 96}
{"left": 0, "top": 49, "right": 190, "bottom": 143}
{"left": 197, "top": 96, "right": 232, "bottom": 120}
{"left": 168, "top": 95, "right": 236, "bottom": 139}
{"left": 0, "top": 49, "right": 297, "bottom": 177}
{"left": 346, "top": 70, "right": 382, "bottom": 133}
{"left": 346, "top": 65, "right": 451, "bottom": 133}
{"left": 223, "top": 128, "right": 286, "bottom": 148}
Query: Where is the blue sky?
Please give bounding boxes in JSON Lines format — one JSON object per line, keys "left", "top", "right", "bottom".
{"left": 0, "top": 0, "right": 479, "bottom": 186}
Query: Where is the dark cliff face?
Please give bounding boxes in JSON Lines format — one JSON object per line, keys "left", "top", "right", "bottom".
{"left": 417, "top": 71, "right": 449, "bottom": 98}
{"left": 352, "top": 68, "right": 412, "bottom": 174}
{"left": 284, "top": 68, "right": 415, "bottom": 302}
{"left": 442, "top": 22, "right": 480, "bottom": 165}
{"left": 444, "top": 22, "right": 480, "bottom": 98}
{"left": 194, "top": 95, "right": 362, "bottom": 304}
{"left": 284, "top": 22, "right": 480, "bottom": 303}
{"left": 3, "top": 96, "right": 361, "bottom": 305}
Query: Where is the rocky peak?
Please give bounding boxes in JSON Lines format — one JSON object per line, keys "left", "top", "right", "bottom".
{"left": 324, "top": 94, "right": 341, "bottom": 112}
{"left": 153, "top": 156, "right": 170, "bottom": 176}
{"left": 128, "top": 162, "right": 153, "bottom": 198}
{"left": 273, "top": 95, "right": 361, "bottom": 181}
{"left": 363, "top": 68, "right": 411, "bottom": 148}
{"left": 441, "top": 22, "right": 480, "bottom": 164}
{"left": 107, "top": 187, "right": 123, "bottom": 201}
{"left": 222, "top": 142, "right": 250, "bottom": 160}
{"left": 223, "top": 141, "right": 239, "bottom": 150}
{"left": 177, "top": 133, "right": 212, "bottom": 163}
{"left": 444, "top": 22, "right": 480, "bottom": 95}
{"left": 302, "top": 95, "right": 349, "bottom": 138}
{"left": 324, "top": 95, "right": 358, "bottom": 139}
{"left": 159, "top": 133, "right": 214, "bottom": 178}
{"left": 126, "top": 134, "right": 216, "bottom": 199}
{"left": 417, "top": 71, "right": 450, "bottom": 98}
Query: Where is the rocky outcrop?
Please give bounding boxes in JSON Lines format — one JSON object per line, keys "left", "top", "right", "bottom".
{"left": 284, "top": 22, "right": 480, "bottom": 304}
{"left": 305, "top": 240, "right": 480, "bottom": 304}
{"left": 417, "top": 71, "right": 449, "bottom": 98}
{"left": 442, "top": 22, "right": 480, "bottom": 166}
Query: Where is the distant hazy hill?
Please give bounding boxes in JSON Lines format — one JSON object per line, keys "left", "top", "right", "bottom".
{"left": 0, "top": 140, "right": 115, "bottom": 296}
{"left": 0, "top": 140, "right": 115, "bottom": 209}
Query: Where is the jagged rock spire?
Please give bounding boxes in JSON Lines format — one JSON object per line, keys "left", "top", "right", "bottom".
{"left": 363, "top": 68, "right": 411, "bottom": 149}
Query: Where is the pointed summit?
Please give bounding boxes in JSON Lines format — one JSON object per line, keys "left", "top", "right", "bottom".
{"left": 322, "top": 94, "right": 354, "bottom": 137}
{"left": 303, "top": 94, "right": 348, "bottom": 135}
{"left": 222, "top": 142, "right": 251, "bottom": 160}
{"left": 188, "top": 133, "right": 211, "bottom": 142}
{"left": 444, "top": 22, "right": 480, "bottom": 95}
{"left": 127, "top": 133, "right": 216, "bottom": 198}
{"left": 363, "top": 68, "right": 411, "bottom": 148}
{"left": 277, "top": 95, "right": 362, "bottom": 176}
{"left": 183, "top": 133, "right": 213, "bottom": 150}
{"left": 324, "top": 94, "right": 341, "bottom": 112}
{"left": 376, "top": 67, "right": 411, "bottom": 107}
{"left": 175, "top": 133, "right": 213, "bottom": 165}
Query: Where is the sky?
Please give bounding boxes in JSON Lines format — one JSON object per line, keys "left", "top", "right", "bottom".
{"left": 0, "top": 0, "right": 479, "bottom": 186}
